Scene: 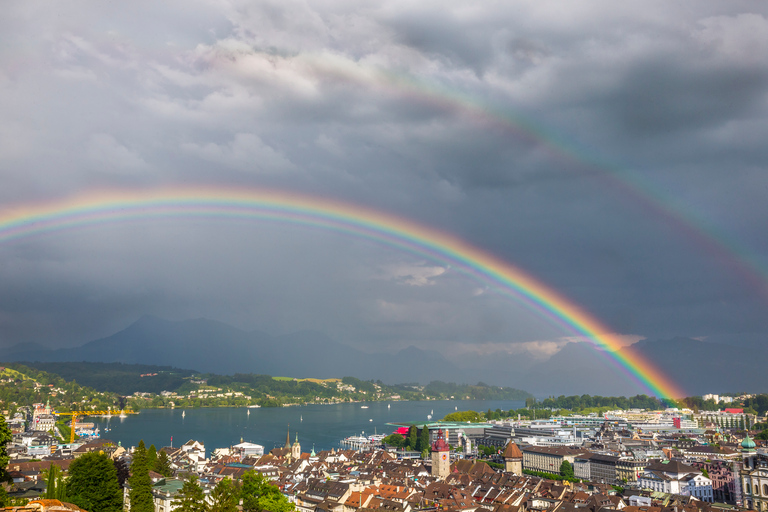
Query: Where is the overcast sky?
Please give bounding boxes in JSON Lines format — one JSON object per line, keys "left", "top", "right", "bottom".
{"left": 1, "top": 1, "right": 767, "bottom": 361}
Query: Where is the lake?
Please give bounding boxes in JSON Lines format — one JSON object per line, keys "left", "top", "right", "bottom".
{"left": 91, "top": 399, "right": 525, "bottom": 453}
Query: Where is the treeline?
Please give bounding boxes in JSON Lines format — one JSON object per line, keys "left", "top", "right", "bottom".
{"left": 6, "top": 361, "right": 534, "bottom": 410}
{"left": 383, "top": 425, "right": 431, "bottom": 455}
{"left": 531, "top": 394, "right": 664, "bottom": 411}
{"left": 422, "top": 381, "right": 532, "bottom": 400}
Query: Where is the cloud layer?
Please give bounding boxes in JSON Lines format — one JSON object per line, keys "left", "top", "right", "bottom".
{"left": 1, "top": 1, "right": 767, "bottom": 377}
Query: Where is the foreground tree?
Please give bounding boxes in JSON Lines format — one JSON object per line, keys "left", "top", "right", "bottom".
{"left": 129, "top": 440, "right": 154, "bottom": 512}
{"left": 65, "top": 451, "right": 123, "bottom": 512}
{"left": 209, "top": 478, "right": 238, "bottom": 512}
{"left": 44, "top": 464, "right": 67, "bottom": 501}
{"left": 172, "top": 475, "right": 207, "bottom": 512}
{"left": 0, "top": 416, "right": 12, "bottom": 507}
{"left": 241, "top": 471, "right": 294, "bottom": 512}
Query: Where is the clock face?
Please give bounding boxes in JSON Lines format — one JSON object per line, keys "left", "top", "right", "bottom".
{"left": 442, "top": 454, "right": 447, "bottom": 461}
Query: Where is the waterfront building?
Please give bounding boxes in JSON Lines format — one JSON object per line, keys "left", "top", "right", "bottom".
{"left": 232, "top": 441, "right": 265, "bottom": 458}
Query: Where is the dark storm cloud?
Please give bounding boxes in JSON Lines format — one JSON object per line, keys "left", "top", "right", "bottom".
{"left": 1, "top": 0, "right": 767, "bottom": 367}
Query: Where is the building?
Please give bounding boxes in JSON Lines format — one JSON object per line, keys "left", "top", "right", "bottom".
{"left": 637, "top": 459, "right": 713, "bottom": 501}
{"left": 573, "top": 453, "right": 592, "bottom": 480}
{"left": 738, "top": 435, "right": 768, "bottom": 511}
{"left": 589, "top": 454, "right": 619, "bottom": 484}
{"left": 292, "top": 433, "right": 301, "bottom": 460}
{"left": 616, "top": 458, "right": 649, "bottom": 484}
{"left": 521, "top": 445, "right": 585, "bottom": 474}
{"left": 689, "top": 459, "right": 737, "bottom": 503}
{"left": 502, "top": 441, "right": 523, "bottom": 475}
{"left": 431, "top": 429, "right": 450, "bottom": 480}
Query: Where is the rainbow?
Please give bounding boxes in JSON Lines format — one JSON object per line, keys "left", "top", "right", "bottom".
{"left": 0, "top": 187, "right": 685, "bottom": 399}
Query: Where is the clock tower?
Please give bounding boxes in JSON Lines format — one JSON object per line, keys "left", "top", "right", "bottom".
{"left": 431, "top": 429, "right": 450, "bottom": 479}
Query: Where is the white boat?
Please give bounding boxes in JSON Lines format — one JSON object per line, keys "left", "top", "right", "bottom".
{"left": 427, "top": 414, "right": 432, "bottom": 420}
{"left": 360, "top": 406, "right": 369, "bottom": 409}
{"left": 247, "top": 409, "right": 250, "bottom": 416}
{"left": 388, "top": 404, "right": 391, "bottom": 409}
{"left": 247, "top": 405, "right": 261, "bottom": 408}
{"left": 182, "top": 411, "right": 186, "bottom": 418}
{"left": 300, "top": 415, "right": 303, "bottom": 422}
{"left": 369, "top": 419, "right": 373, "bottom": 422}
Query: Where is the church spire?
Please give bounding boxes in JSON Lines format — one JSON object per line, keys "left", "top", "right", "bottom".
{"left": 285, "top": 425, "right": 291, "bottom": 449}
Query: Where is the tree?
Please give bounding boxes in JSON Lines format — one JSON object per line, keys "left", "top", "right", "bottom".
{"left": 209, "top": 477, "right": 238, "bottom": 512}
{"left": 382, "top": 434, "right": 404, "bottom": 448}
{"left": 241, "top": 471, "right": 294, "bottom": 512}
{"left": 44, "top": 464, "right": 66, "bottom": 501}
{"left": 148, "top": 444, "right": 158, "bottom": 470}
{"left": 114, "top": 459, "right": 130, "bottom": 487}
{"left": 154, "top": 449, "right": 173, "bottom": 477}
{"left": 418, "top": 427, "right": 430, "bottom": 453}
{"left": 65, "top": 451, "right": 123, "bottom": 512}
{"left": 406, "top": 426, "right": 418, "bottom": 450}
{"left": 172, "top": 475, "right": 207, "bottom": 512}
{"left": 129, "top": 440, "right": 154, "bottom": 512}
{"left": 0, "top": 414, "right": 12, "bottom": 507}
{"left": 560, "top": 460, "right": 574, "bottom": 480}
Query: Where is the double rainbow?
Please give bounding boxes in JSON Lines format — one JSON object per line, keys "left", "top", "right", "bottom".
{"left": 0, "top": 187, "right": 685, "bottom": 399}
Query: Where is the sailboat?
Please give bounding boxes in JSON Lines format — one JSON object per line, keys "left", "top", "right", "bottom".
{"left": 300, "top": 415, "right": 303, "bottom": 422}
{"left": 247, "top": 409, "right": 250, "bottom": 417}
{"left": 182, "top": 410, "right": 186, "bottom": 418}
{"left": 387, "top": 404, "right": 390, "bottom": 409}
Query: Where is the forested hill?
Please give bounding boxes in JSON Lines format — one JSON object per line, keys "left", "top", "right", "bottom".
{"left": 3, "top": 361, "right": 532, "bottom": 408}
{"left": 7, "top": 362, "right": 197, "bottom": 395}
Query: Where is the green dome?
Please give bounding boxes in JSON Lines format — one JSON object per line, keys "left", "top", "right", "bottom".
{"left": 742, "top": 436, "right": 756, "bottom": 450}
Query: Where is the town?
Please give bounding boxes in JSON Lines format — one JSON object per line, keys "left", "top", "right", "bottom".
{"left": 4, "top": 390, "right": 768, "bottom": 512}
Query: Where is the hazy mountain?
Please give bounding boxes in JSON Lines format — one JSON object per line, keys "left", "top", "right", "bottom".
{"left": 516, "top": 341, "right": 645, "bottom": 397}
{"left": 1, "top": 316, "right": 465, "bottom": 385}
{"left": 5, "top": 316, "right": 767, "bottom": 395}
{"left": 447, "top": 349, "right": 540, "bottom": 388}
{"left": 510, "top": 337, "right": 768, "bottom": 397}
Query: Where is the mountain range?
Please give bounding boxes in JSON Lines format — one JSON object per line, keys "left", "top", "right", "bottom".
{"left": 2, "top": 315, "right": 764, "bottom": 396}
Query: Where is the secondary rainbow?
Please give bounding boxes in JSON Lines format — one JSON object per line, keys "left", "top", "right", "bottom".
{"left": 0, "top": 187, "right": 686, "bottom": 399}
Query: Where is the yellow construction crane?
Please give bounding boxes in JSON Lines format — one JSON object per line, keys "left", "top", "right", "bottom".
{"left": 55, "top": 410, "right": 137, "bottom": 443}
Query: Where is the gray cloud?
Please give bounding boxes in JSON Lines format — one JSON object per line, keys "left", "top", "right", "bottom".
{"left": 1, "top": 0, "right": 767, "bottom": 375}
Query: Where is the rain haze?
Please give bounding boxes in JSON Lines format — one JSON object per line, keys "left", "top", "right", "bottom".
{"left": 2, "top": 1, "right": 768, "bottom": 395}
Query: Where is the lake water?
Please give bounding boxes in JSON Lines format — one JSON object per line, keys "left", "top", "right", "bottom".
{"left": 91, "top": 399, "right": 525, "bottom": 453}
